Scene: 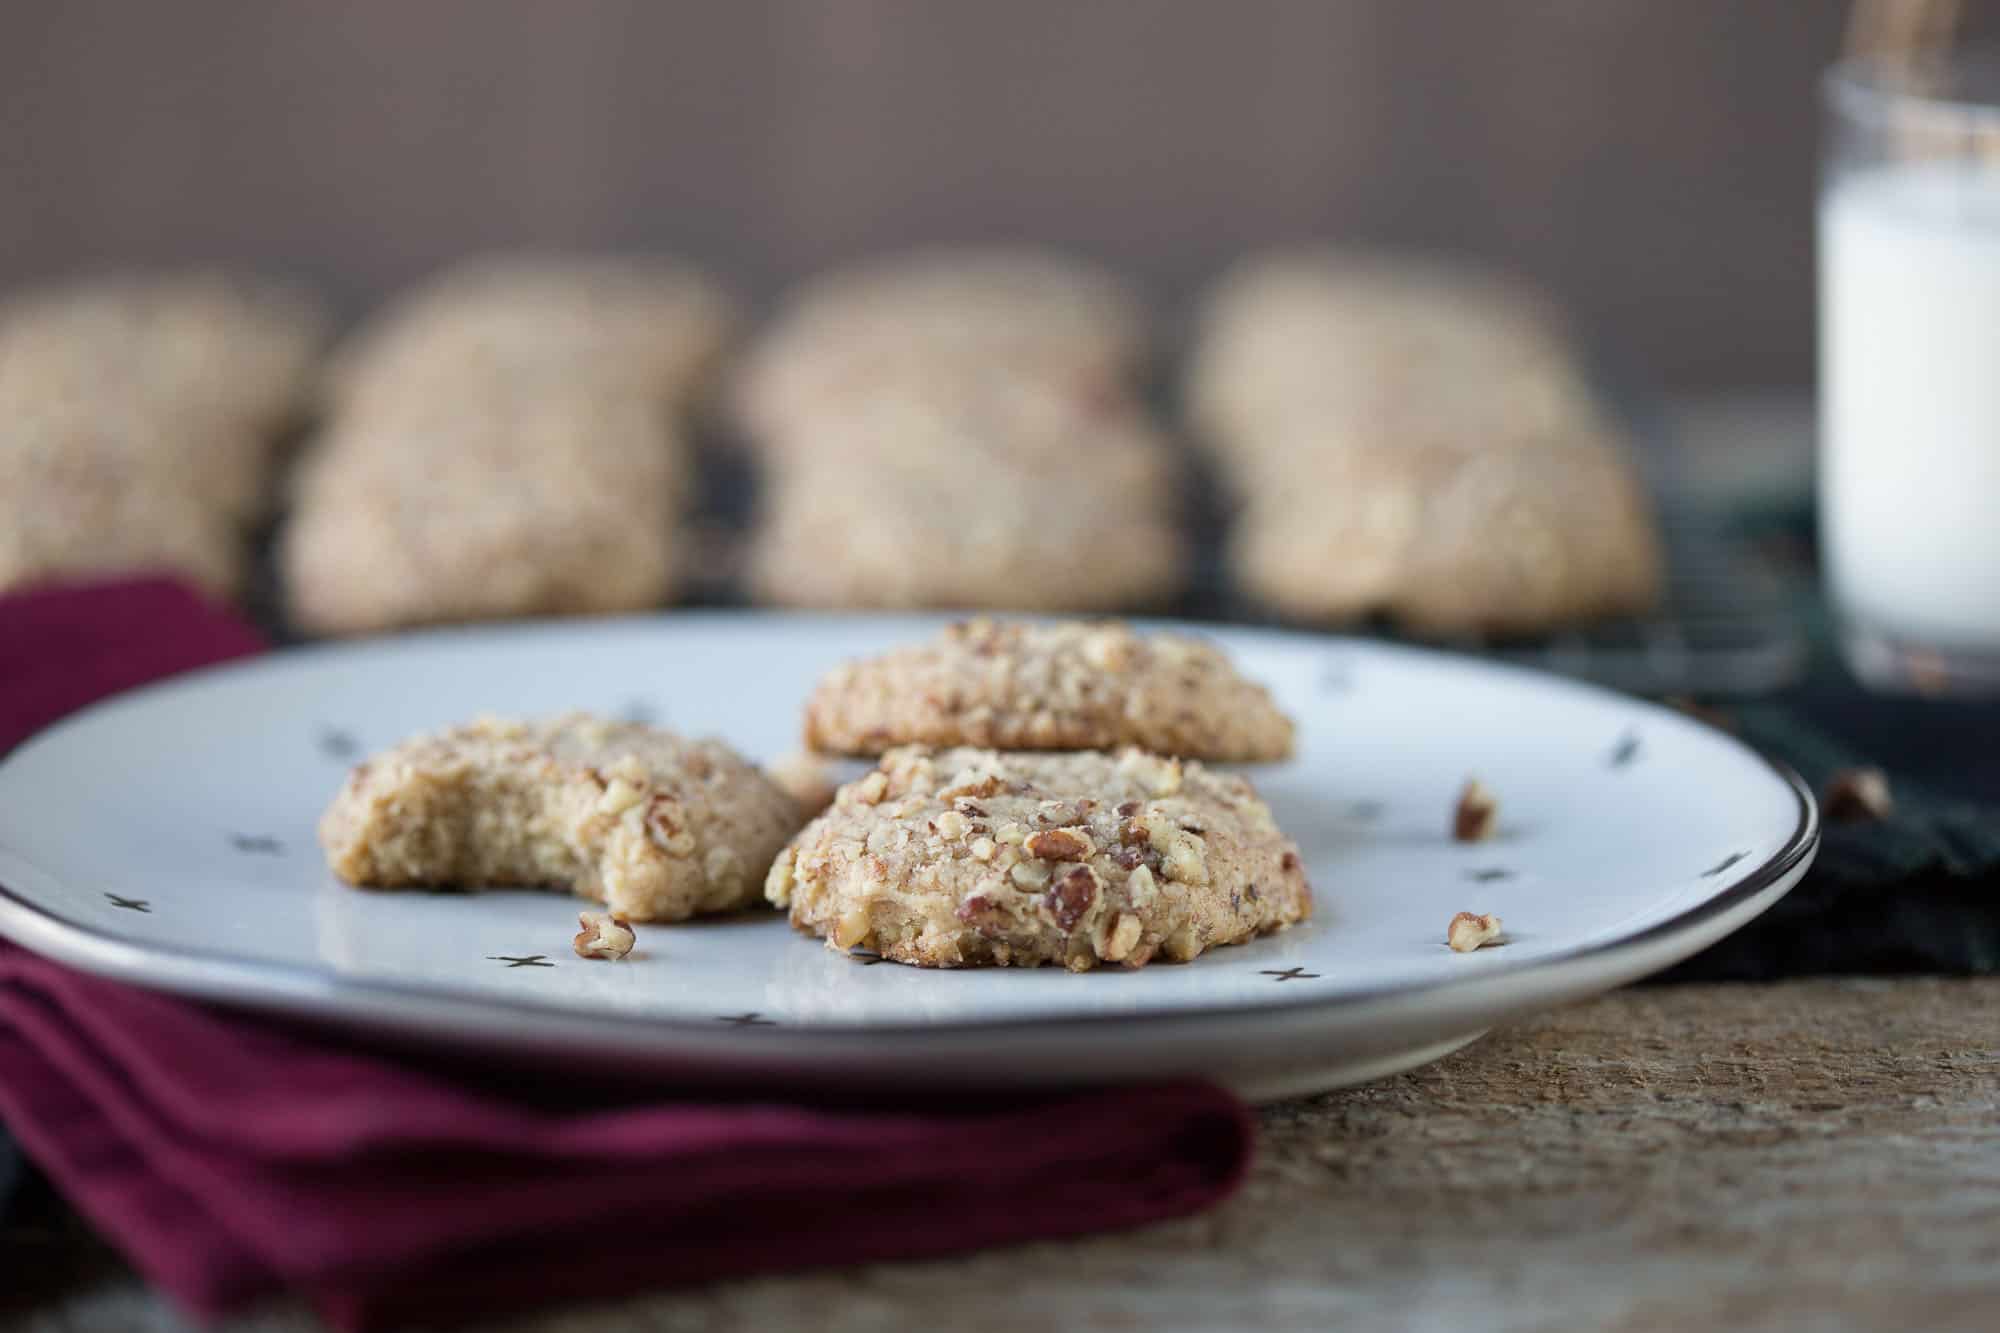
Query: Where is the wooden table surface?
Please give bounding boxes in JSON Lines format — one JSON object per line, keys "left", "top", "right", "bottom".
{"left": 7, "top": 977, "right": 1995, "bottom": 1332}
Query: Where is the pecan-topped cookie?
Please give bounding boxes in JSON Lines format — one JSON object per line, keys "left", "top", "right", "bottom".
{"left": 320, "top": 715, "right": 803, "bottom": 921}
{"left": 802, "top": 619, "right": 1295, "bottom": 762}
{"left": 767, "top": 746, "right": 1312, "bottom": 970}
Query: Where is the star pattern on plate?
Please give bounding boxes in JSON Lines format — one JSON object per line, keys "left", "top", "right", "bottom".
{"left": 104, "top": 893, "right": 150, "bottom": 913}
{"left": 316, "top": 727, "right": 359, "bottom": 761}
{"left": 1606, "top": 731, "right": 1642, "bottom": 768}
{"left": 228, "top": 834, "right": 284, "bottom": 855}
{"left": 717, "top": 1012, "right": 777, "bottom": 1026}
{"left": 1260, "top": 967, "right": 1320, "bottom": 982}
{"left": 487, "top": 954, "right": 554, "bottom": 969}
{"left": 1464, "top": 867, "right": 1516, "bottom": 882}
{"left": 1701, "top": 851, "right": 1749, "bottom": 878}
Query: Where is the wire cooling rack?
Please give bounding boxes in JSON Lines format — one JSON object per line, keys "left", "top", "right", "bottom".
{"left": 1171, "top": 495, "right": 1807, "bottom": 702}
{"left": 1404, "top": 506, "right": 1806, "bottom": 698}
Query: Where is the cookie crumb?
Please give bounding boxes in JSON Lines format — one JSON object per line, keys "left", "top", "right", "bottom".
{"left": 1452, "top": 778, "right": 1499, "bottom": 842}
{"left": 1447, "top": 911, "right": 1503, "bottom": 952}
{"left": 573, "top": 911, "right": 636, "bottom": 960}
{"left": 1823, "top": 766, "right": 1894, "bottom": 823}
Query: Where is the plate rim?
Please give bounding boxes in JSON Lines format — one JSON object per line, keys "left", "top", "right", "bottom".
{"left": 0, "top": 610, "right": 1821, "bottom": 1039}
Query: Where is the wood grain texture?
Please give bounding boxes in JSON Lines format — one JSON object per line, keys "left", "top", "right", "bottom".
{"left": 6, "top": 979, "right": 1996, "bottom": 1331}
{"left": 0, "top": 0, "right": 1934, "bottom": 388}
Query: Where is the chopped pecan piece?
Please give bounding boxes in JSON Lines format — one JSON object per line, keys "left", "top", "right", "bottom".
{"left": 940, "top": 774, "right": 1006, "bottom": 802}
{"left": 1045, "top": 864, "right": 1099, "bottom": 931}
{"left": 955, "top": 892, "right": 1009, "bottom": 938}
{"left": 1453, "top": 779, "right": 1499, "bottom": 842}
{"left": 1095, "top": 912, "right": 1143, "bottom": 963}
{"left": 1025, "top": 828, "right": 1094, "bottom": 862}
{"left": 1824, "top": 767, "right": 1893, "bottom": 823}
{"left": 1447, "top": 911, "right": 1503, "bottom": 953}
{"left": 573, "top": 911, "right": 636, "bottom": 960}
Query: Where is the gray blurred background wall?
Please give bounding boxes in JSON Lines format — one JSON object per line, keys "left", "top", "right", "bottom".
{"left": 1, "top": 0, "right": 1959, "bottom": 389}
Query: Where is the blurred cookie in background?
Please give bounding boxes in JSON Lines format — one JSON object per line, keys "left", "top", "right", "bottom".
{"left": 738, "top": 247, "right": 1184, "bottom": 615}
{"left": 1, "top": 394, "right": 270, "bottom": 529}
{"left": 281, "top": 399, "right": 688, "bottom": 635}
{"left": 1228, "top": 429, "right": 1662, "bottom": 637}
{"left": 0, "top": 270, "right": 325, "bottom": 438}
{"left": 747, "top": 447, "right": 1187, "bottom": 613}
{"left": 731, "top": 246, "right": 1147, "bottom": 443}
{"left": 282, "top": 254, "right": 730, "bottom": 635}
{"left": 322, "top": 253, "right": 739, "bottom": 418}
{"left": 1188, "top": 247, "right": 1580, "bottom": 457}
{"left": 749, "top": 366, "right": 1182, "bottom": 507}
{"left": 281, "top": 468, "right": 682, "bottom": 640}
{"left": 1190, "top": 246, "right": 1663, "bottom": 635}
{"left": 0, "top": 448, "right": 245, "bottom": 600}
{"left": 0, "top": 270, "right": 326, "bottom": 598}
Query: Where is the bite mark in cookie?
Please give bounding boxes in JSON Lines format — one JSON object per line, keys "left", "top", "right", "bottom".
{"left": 320, "top": 714, "right": 803, "bottom": 921}
{"left": 772, "top": 746, "right": 1312, "bottom": 970}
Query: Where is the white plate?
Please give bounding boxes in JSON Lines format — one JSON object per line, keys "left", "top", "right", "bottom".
{"left": 0, "top": 613, "right": 1816, "bottom": 1102}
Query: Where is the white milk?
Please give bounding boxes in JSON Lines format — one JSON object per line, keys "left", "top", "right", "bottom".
{"left": 1820, "top": 164, "right": 2000, "bottom": 646}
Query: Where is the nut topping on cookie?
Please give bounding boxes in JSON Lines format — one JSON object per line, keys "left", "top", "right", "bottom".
{"left": 1095, "top": 911, "right": 1144, "bottom": 962}
{"left": 1025, "top": 828, "right": 1094, "bottom": 861}
{"left": 776, "top": 746, "right": 1310, "bottom": 970}
{"left": 802, "top": 619, "right": 1294, "bottom": 762}
{"left": 1046, "top": 864, "right": 1099, "bottom": 930}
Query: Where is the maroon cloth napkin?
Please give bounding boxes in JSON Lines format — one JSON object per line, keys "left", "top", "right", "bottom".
{"left": 0, "top": 576, "right": 265, "bottom": 754}
{"left": 0, "top": 579, "right": 1253, "bottom": 1330}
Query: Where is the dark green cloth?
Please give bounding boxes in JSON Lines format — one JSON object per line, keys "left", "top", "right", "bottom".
{"left": 1656, "top": 590, "right": 2000, "bottom": 981}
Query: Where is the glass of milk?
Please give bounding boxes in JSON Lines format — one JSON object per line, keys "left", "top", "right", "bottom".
{"left": 1821, "top": 54, "right": 2000, "bottom": 695}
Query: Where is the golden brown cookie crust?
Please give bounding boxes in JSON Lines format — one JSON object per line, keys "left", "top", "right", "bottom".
{"left": 802, "top": 619, "right": 1295, "bottom": 762}
{"left": 320, "top": 714, "right": 802, "bottom": 922}
{"left": 768, "top": 745, "right": 1311, "bottom": 970}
